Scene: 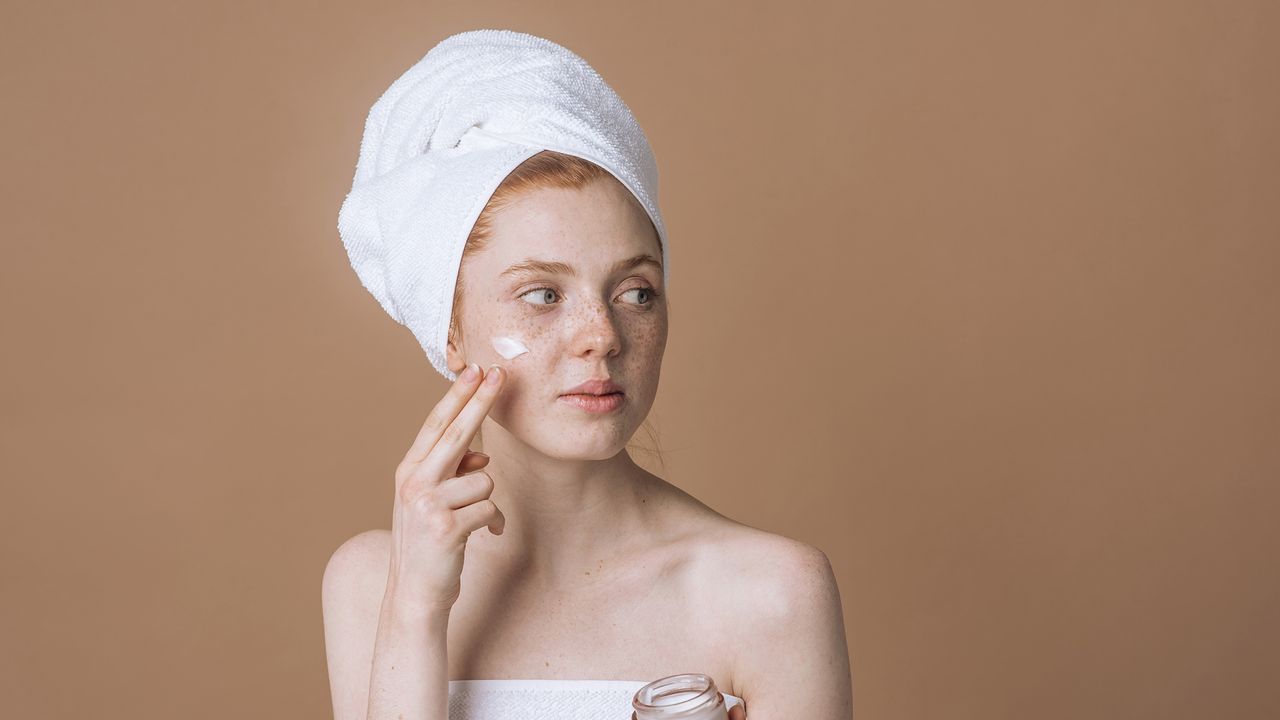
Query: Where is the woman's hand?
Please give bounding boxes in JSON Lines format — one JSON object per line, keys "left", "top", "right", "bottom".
{"left": 385, "top": 363, "right": 507, "bottom": 613}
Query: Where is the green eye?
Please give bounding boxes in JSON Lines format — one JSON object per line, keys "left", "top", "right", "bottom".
{"left": 621, "top": 287, "right": 659, "bottom": 305}
{"left": 519, "top": 287, "right": 559, "bottom": 305}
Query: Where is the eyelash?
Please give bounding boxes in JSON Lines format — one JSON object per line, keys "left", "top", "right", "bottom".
{"left": 519, "top": 286, "right": 662, "bottom": 308}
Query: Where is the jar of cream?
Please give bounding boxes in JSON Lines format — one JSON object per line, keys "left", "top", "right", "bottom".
{"left": 632, "top": 673, "right": 731, "bottom": 720}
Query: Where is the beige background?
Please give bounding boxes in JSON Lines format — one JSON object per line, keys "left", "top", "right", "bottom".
{"left": 3, "top": 1, "right": 1277, "bottom": 718}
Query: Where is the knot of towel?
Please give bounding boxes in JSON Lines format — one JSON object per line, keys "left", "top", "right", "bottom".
{"left": 337, "top": 28, "right": 668, "bottom": 381}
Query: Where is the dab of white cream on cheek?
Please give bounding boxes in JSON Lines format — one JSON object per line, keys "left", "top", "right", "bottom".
{"left": 490, "top": 335, "right": 530, "bottom": 360}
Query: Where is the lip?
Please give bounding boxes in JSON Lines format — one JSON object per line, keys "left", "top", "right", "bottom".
{"left": 559, "top": 378, "right": 624, "bottom": 396}
{"left": 558, "top": 392, "right": 625, "bottom": 414}
{"left": 558, "top": 377, "right": 625, "bottom": 414}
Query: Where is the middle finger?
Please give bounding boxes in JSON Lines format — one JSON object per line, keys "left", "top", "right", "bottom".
{"left": 402, "top": 362, "right": 484, "bottom": 467}
{"left": 418, "top": 365, "right": 506, "bottom": 482}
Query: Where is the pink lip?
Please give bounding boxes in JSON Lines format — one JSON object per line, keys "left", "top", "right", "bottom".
{"left": 560, "top": 378, "right": 624, "bottom": 396}
{"left": 558, "top": 392, "right": 625, "bottom": 414}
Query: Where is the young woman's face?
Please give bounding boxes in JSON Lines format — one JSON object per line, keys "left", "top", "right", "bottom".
{"left": 447, "top": 175, "right": 668, "bottom": 460}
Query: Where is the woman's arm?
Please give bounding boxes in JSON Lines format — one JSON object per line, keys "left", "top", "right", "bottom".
{"left": 323, "top": 365, "right": 508, "bottom": 719}
{"left": 365, "top": 583, "right": 452, "bottom": 720}
{"left": 733, "top": 542, "right": 854, "bottom": 719}
{"left": 322, "top": 530, "right": 451, "bottom": 720}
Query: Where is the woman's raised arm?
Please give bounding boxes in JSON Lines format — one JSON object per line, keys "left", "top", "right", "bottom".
{"left": 322, "top": 363, "right": 508, "bottom": 720}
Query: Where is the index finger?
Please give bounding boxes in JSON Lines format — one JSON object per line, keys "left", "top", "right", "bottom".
{"left": 401, "top": 362, "right": 483, "bottom": 468}
{"left": 416, "top": 364, "right": 506, "bottom": 483}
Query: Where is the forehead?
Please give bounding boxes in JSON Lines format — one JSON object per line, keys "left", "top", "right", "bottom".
{"left": 475, "top": 176, "right": 660, "bottom": 272}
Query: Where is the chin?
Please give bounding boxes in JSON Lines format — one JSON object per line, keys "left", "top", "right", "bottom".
{"left": 529, "top": 421, "right": 635, "bottom": 460}
{"left": 545, "top": 433, "right": 631, "bottom": 461}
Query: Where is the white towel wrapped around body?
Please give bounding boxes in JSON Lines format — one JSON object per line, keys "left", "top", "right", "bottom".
{"left": 337, "top": 28, "right": 669, "bottom": 381}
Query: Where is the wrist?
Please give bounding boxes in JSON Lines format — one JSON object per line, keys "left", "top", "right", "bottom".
{"left": 382, "top": 582, "right": 454, "bottom": 626}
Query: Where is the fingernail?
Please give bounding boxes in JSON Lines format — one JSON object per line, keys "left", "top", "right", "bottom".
{"left": 484, "top": 364, "right": 502, "bottom": 386}
{"left": 460, "top": 363, "right": 480, "bottom": 383}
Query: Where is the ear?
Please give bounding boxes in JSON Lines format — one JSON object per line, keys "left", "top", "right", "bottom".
{"left": 446, "top": 329, "right": 467, "bottom": 376}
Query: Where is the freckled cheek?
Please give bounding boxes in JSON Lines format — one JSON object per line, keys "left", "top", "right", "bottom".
{"left": 481, "top": 305, "right": 537, "bottom": 343}
{"left": 622, "top": 313, "right": 667, "bottom": 354}
{"left": 490, "top": 375, "right": 524, "bottom": 418}
{"left": 505, "top": 319, "right": 550, "bottom": 363}
{"left": 490, "top": 351, "right": 550, "bottom": 419}
{"left": 492, "top": 315, "right": 550, "bottom": 394}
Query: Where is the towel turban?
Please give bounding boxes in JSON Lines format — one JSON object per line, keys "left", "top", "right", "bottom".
{"left": 337, "top": 28, "right": 669, "bottom": 382}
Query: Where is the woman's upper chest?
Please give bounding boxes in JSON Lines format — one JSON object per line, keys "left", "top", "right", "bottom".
{"left": 443, "top": 533, "right": 740, "bottom": 695}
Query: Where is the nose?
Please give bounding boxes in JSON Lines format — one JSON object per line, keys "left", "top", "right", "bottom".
{"left": 568, "top": 296, "right": 622, "bottom": 360}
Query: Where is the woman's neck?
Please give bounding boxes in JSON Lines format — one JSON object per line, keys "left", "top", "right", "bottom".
{"left": 474, "top": 421, "right": 660, "bottom": 586}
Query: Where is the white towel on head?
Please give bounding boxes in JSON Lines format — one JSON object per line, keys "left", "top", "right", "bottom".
{"left": 337, "top": 28, "right": 669, "bottom": 382}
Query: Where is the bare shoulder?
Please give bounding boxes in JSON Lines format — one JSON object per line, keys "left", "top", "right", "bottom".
{"left": 321, "top": 529, "right": 391, "bottom": 720}
{"left": 693, "top": 515, "right": 837, "bottom": 623}
{"left": 323, "top": 528, "right": 391, "bottom": 591}
{"left": 647, "top": 477, "right": 834, "bottom": 606}
{"left": 665, "top": 497, "right": 849, "bottom": 714}
{"left": 321, "top": 528, "right": 391, "bottom": 640}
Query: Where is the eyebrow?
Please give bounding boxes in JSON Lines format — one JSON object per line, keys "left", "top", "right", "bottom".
{"left": 498, "top": 253, "right": 663, "bottom": 280}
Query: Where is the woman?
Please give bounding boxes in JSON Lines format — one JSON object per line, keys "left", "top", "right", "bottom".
{"left": 323, "top": 30, "right": 852, "bottom": 720}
